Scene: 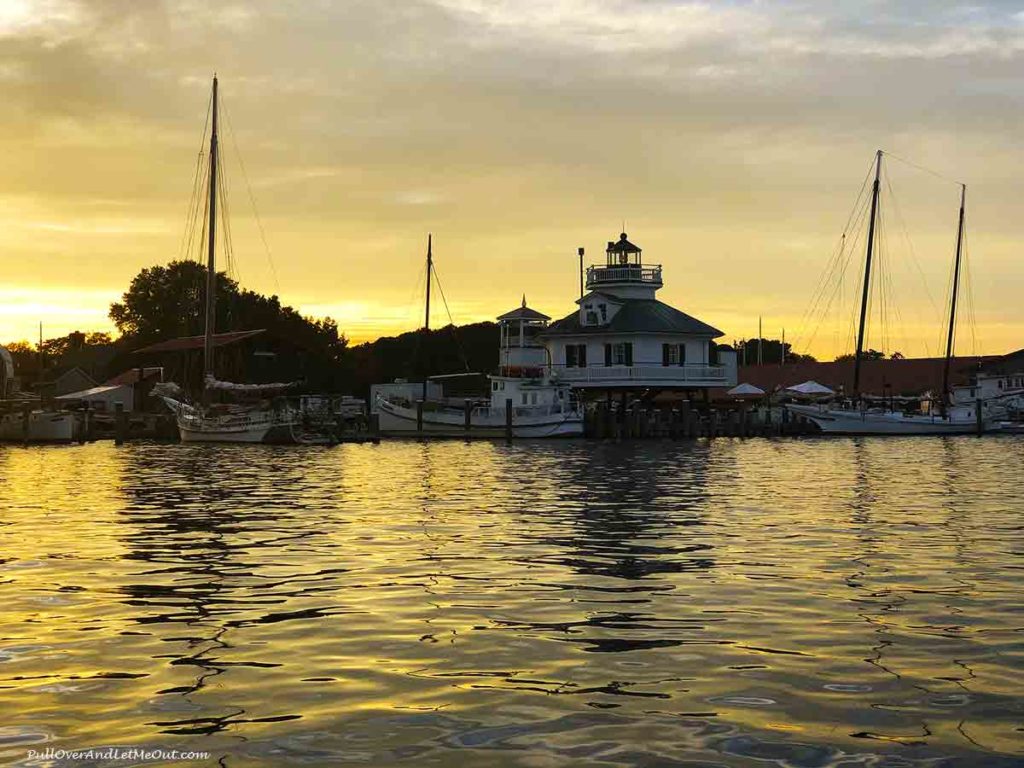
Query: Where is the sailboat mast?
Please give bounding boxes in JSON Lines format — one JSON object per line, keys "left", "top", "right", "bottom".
{"left": 202, "top": 75, "right": 219, "bottom": 385}
{"left": 422, "top": 234, "right": 432, "bottom": 402}
{"left": 941, "top": 184, "right": 966, "bottom": 409}
{"left": 853, "top": 149, "right": 882, "bottom": 400}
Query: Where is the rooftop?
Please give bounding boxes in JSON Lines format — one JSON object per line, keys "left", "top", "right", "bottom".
{"left": 497, "top": 298, "right": 551, "bottom": 322}
{"left": 134, "top": 329, "right": 266, "bottom": 355}
{"left": 544, "top": 298, "right": 723, "bottom": 338}
{"left": 733, "top": 356, "right": 995, "bottom": 397}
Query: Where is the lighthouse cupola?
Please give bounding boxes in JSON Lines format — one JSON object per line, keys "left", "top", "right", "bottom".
{"left": 584, "top": 231, "right": 663, "bottom": 299}
{"left": 497, "top": 297, "right": 551, "bottom": 377}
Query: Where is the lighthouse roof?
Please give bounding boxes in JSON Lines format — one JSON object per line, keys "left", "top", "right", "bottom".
{"left": 497, "top": 297, "right": 550, "bottom": 322}
{"left": 544, "top": 298, "right": 723, "bottom": 338}
{"left": 607, "top": 232, "right": 641, "bottom": 254}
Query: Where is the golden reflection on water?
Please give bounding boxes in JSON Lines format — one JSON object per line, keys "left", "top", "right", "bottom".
{"left": 0, "top": 438, "right": 1022, "bottom": 766}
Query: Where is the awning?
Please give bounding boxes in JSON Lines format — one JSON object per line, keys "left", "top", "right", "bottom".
{"left": 727, "top": 383, "right": 766, "bottom": 397}
{"left": 786, "top": 380, "right": 835, "bottom": 396}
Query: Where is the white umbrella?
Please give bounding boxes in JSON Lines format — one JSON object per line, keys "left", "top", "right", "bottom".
{"left": 786, "top": 380, "right": 835, "bottom": 396}
{"left": 727, "top": 383, "right": 766, "bottom": 397}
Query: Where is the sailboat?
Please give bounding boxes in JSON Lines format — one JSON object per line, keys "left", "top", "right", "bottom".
{"left": 375, "top": 238, "right": 583, "bottom": 437}
{"left": 789, "top": 151, "right": 996, "bottom": 435}
{"left": 157, "top": 77, "right": 308, "bottom": 444}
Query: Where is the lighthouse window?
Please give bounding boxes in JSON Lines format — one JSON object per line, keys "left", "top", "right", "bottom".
{"left": 565, "top": 344, "right": 587, "bottom": 368}
{"left": 599, "top": 304, "right": 607, "bottom": 322}
{"left": 492, "top": 381, "right": 498, "bottom": 392}
{"left": 612, "top": 342, "right": 633, "bottom": 366}
{"left": 522, "top": 393, "right": 528, "bottom": 405}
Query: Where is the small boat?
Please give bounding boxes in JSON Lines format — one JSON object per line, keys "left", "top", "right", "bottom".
{"left": 0, "top": 347, "right": 78, "bottom": 443}
{"left": 376, "top": 242, "right": 583, "bottom": 438}
{"left": 791, "top": 151, "right": 998, "bottom": 436}
{"left": 0, "top": 407, "right": 77, "bottom": 442}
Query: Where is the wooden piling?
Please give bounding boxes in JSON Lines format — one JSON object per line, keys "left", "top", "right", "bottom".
{"left": 464, "top": 399, "right": 472, "bottom": 432}
{"left": 416, "top": 400, "right": 424, "bottom": 435}
{"left": 976, "top": 398, "right": 983, "bottom": 435}
{"left": 80, "top": 405, "right": 91, "bottom": 443}
{"left": 21, "top": 404, "right": 31, "bottom": 443}
{"left": 505, "top": 398, "right": 513, "bottom": 439}
{"left": 114, "top": 402, "right": 126, "bottom": 445}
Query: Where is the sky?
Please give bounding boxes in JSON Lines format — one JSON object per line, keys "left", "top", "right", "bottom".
{"left": 2, "top": 0, "right": 1024, "bottom": 358}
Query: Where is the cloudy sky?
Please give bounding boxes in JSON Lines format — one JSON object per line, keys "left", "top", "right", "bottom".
{"left": 2, "top": 0, "right": 1023, "bottom": 357}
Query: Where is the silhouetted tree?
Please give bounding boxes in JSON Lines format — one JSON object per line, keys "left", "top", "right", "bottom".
{"left": 735, "top": 338, "right": 816, "bottom": 365}
{"left": 833, "top": 349, "right": 892, "bottom": 362}
{"left": 109, "top": 261, "right": 347, "bottom": 362}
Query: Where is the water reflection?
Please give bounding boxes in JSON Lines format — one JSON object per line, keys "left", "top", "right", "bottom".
{"left": 0, "top": 439, "right": 1021, "bottom": 765}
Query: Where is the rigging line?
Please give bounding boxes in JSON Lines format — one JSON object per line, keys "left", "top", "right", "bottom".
{"left": 884, "top": 170, "right": 943, "bottom": 337}
{"left": 883, "top": 150, "right": 964, "bottom": 188}
{"left": 178, "top": 91, "right": 212, "bottom": 263}
{"left": 221, "top": 95, "right": 281, "bottom": 296}
{"left": 796, "top": 193, "right": 871, "bottom": 354}
{"left": 938, "top": 225, "right": 957, "bottom": 361}
{"left": 794, "top": 160, "right": 874, "bottom": 338}
{"left": 429, "top": 262, "right": 471, "bottom": 372}
{"left": 961, "top": 223, "right": 978, "bottom": 356}
{"left": 792, "top": 155, "right": 874, "bottom": 349}
{"left": 179, "top": 150, "right": 205, "bottom": 263}
{"left": 217, "top": 148, "right": 237, "bottom": 284}
{"left": 802, "top": 216, "right": 867, "bottom": 356}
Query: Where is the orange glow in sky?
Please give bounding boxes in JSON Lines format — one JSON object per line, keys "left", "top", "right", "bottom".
{"left": 2, "top": 1, "right": 1022, "bottom": 358}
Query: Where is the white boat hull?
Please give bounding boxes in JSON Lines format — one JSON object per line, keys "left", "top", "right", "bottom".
{"left": 0, "top": 410, "right": 77, "bottom": 443}
{"left": 788, "top": 404, "right": 995, "bottom": 435}
{"left": 377, "top": 399, "right": 583, "bottom": 438}
{"left": 178, "top": 422, "right": 274, "bottom": 443}
{"left": 173, "top": 402, "right": 296, "bottom": 444}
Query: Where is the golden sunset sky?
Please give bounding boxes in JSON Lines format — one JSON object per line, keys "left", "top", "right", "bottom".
{"left": 1, "top": 0, "right": 1023, "bottom": 358}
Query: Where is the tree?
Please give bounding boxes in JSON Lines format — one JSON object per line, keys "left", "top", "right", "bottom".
{"left": 834, "top": 349, "right": 886, "bottom": 362}
{"left": 109, "top": 261, "right": 347, "bottom": 361}
{"left": 735, "top": 338, "right": 816, "bottom": 365}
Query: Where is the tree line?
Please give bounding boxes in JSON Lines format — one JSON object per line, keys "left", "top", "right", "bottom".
{"left": 7, "top": 261, "right": 849, "bottom": 394}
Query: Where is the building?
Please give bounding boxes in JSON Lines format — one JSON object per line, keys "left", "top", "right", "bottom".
{"left": 952, "top": 348, "right": 1024, "bottom": 409}
{"left": 54, "top": 367, "right": 165, "bottom": 413}
{"left": 37, "top": 367, "right": 98, "bottom": 400}
{"left": 735, "top": 356, "right": 993, "bottom": 400}
{"left": 55, "top": 384, "right": 135, "bottom": 413}
{"left": 541, "top": 232, "right": 736, "bottom": 394}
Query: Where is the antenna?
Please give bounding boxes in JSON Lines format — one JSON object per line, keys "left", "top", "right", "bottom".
{"left": 577, "top": 247, "right": 585, "bottom": 300}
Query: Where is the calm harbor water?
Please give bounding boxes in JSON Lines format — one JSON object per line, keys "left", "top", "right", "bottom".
{"left": 0, "top": 438, "right": 1022, "bottom": 767}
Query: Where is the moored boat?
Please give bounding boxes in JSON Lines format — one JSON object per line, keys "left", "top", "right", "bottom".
{"left": 156, "top": 76, "right": 329, "bottom": 444}
{"left": 793, "top": 152, "right": 996, "bottom": 436}
{"left": 0, "top": 407, "right": 78, "bottom": 443}
{"left": 375, "top": 243, "right": 582, "bottom": 438}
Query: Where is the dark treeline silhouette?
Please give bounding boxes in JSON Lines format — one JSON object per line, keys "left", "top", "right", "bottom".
{"left": 110, "top": 261, "right": 346, "bottom": 360}
{"left": 4, "top": 262, "right": 504, "bottom": 396}
{"left": 734, "top": 338, "right": 816, "bottom": 365}
{"left": 347, "top": 322, "right": 500, "bottom": 397}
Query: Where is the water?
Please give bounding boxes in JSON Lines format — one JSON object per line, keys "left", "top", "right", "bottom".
{"left": 0, "top": 438, "right": 1022, "bottom": 766}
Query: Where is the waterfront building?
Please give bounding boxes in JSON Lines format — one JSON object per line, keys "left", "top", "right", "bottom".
{"left": 542, "top": 233, "right": 736, "bottom": 394}
{"left": 952, "top": 348, "right": 1024, "bottom": 411}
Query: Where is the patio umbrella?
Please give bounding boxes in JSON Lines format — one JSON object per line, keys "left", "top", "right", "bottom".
{"left": 786, "top": 380, "right": 835, "bottom": 396}
{"left": 727, "top": 383, "right": 766, "bottom": 397}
